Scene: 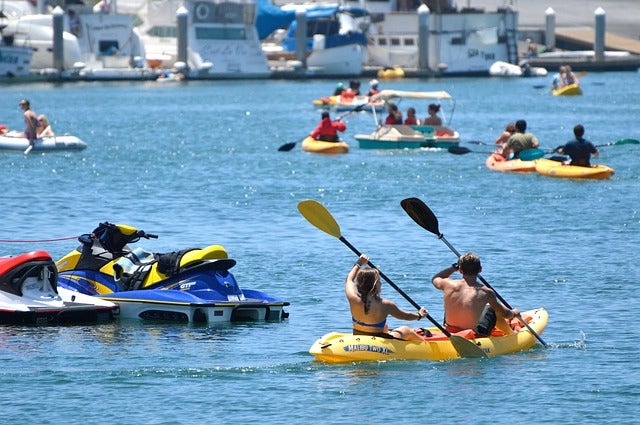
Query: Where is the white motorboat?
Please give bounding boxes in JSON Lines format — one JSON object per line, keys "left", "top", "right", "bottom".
{"left": 0, "top": 250, "right": 118, "bottom": 325}
{"left": 70, "top": 6, "right": 158, "bottom": 81}
{"left": 2, "top": 2, "right": 157, "bottom": 80}
{"left": 121, "top": 0, "right": 270, "bottom": 79}
{"left": 0, "top": 43, "right": 32, "bottom": 78}
{"left": 0, "top": 132, "right": 87, "bottom": 153}
{"left": 2, "top": 12, "right": 83, "bottom": 72}
{"left": 1, "top": 10, "right": 33, "bottom": 78}
{"left": 258, "top": 3, "right": 370, "bottom": 76}
{"left": 359, "top": 0, "right": 519, "bottom": 75}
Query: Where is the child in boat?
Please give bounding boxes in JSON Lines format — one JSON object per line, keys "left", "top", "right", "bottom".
{"left": 404, "top": 107, "right": 419, "bottom": 125}
{"left": 36, "top": 115, "right": 55, "bottom": 138}
{"left": 346, "top": 254, "right": 427, "bottom": 340}
{"left": 309, "top": 111, "right": 346, "bottom": 142}
{"left": 432, "top": 253, "right": 518, "bottom": 337}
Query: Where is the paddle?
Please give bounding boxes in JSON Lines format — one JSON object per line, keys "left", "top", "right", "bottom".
{"left": 596, "top": 138, "right": 639, "bottom": 148}
{"left": 297, "top": 199, "right": 487, "bottom": 358}
{"left": 532, "top": 138, "right": 638, "bottom": 160}
{"left": 278, "top": 103, "right": 368, "bottom": 152}
{"left": 23, "top": 145, "right": 33, "bottom": 155}
{"left": 448, "top": 146, "right": 492, "bottom": 155}
{"left": 400, "top": 197, "right": 548, "bottom": 348}
{"left": 517, "top": 148, "right": 546, "bottom": 161}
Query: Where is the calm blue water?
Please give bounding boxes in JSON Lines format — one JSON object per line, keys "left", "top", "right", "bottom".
{"left": 1, "top": 73, "right": 639, "bottom": 424}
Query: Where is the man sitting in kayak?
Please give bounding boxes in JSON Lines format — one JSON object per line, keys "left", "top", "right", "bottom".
{"left": 346, "top": 254, "right": 427, "bottom": 341}
{"left": 431, "top": 253, "right": 519, "bottom": 337}
{"left": 556, "top": 124, "right": 599, "bottom": 167}
{"left": 500, "top": 119, "right": 539, "bottom": 159}
{"left": 309, "top": 111, "right": 346, "bottom": 142}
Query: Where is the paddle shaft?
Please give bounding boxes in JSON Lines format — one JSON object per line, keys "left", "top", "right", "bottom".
{"left": 338, "top": 235, "right": 455, "bottom": 337}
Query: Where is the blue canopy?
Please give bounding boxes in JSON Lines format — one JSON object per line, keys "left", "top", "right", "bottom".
{"left": 256, "top": 0, "right": 296, "bottom": 40}
{"left": 256, "top": 1, "right": 370, "bottom": 40}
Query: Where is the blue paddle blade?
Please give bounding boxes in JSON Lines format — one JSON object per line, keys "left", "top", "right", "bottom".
{"left": 518, "top": 149, "right": 545, "bottom": 161}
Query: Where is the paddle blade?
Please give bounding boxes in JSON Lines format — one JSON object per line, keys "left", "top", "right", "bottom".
{"left": 615, "top": 138, "right": 639, "bottom": 145}
{"left": 297, "top": 200, "right": 342, "bottom": 239}
{"left": 448, "top": 146, "right": 473, "bottom": 155}
{"left": 518, "top": 148, "right": 545, "bottom": 161}
{"left": 450, "top": 335, "right": 487, "bottom": 358}
{"left": 400, "top": 198, "right": 441, "bottom": 236}
{"left": 278, "top": 142, "right": 296, "bottom": 152}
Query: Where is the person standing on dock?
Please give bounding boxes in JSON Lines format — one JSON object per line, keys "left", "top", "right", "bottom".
{"left": 19, "top": 99, "right": 38, "bottom": 151}
{"left": 556, "top": 124, "right": 599, "bottom": 167}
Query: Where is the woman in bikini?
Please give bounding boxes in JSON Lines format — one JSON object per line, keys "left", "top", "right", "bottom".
{"left": 345, "top": 254, "right": 427, "bottom": 341}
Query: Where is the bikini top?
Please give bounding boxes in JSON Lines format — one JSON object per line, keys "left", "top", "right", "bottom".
{"left": 352, "top": 316, "right": 386, "bottom": 329}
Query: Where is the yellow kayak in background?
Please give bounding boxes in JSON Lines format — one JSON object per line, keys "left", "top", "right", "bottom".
{"left": 535, "top": 158, "right": 614, "bottom": 180}
{"left": 552, "top": 83, "right": 583, "bottom": 96}
{"left": 301, "top": 136, "right": 349, "bottom": 154}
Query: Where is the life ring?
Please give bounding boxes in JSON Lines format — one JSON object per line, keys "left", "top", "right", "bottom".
{"left": 195, "top": 3, "right": 210, "bottom": 21}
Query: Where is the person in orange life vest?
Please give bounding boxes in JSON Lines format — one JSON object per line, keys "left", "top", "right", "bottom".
{"left": 310, "top": 111, "right": 346, "bottom": 142}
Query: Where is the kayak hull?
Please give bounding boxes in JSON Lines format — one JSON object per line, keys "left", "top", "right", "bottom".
{"left": 535, "top": 158, "right": 614, "bottom": 180}
{"left": 486, "top": 153, "right": 536, "bottom": 173}
{"left": 552, "top": 83, "right": 582, "bottom": 96}
{"left": 301, "top": 136, "right": 349, "bottom": 154}
{"left": 310, "top": 308, "right": 548, "bottom": 363}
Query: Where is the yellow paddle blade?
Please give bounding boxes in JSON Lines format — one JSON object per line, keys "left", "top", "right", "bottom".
{"left": 297, "top": 200, "right": 342, "bottom": 239}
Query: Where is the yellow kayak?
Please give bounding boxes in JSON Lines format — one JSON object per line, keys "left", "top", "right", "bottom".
{"left": 309, "top": 308, "right": 548, "bottom": 363}
{"left": 486, "top": 153, "right": 536, "bottom": 173}
{"left": 301, "top": 136, "right": 349, "bottom": 154}
{"left": 535, "top": 158, "right": 614, "bottom": 180}
{"left": 552, "top": 83, "right": 582, "bottom": 96}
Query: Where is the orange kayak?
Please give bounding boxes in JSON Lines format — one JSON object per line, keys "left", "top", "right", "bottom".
{"left": 486, "top": 153, "right": 536, "bottom": 173}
